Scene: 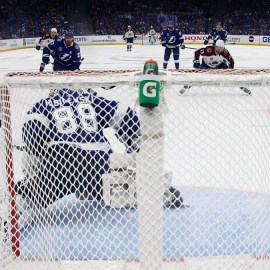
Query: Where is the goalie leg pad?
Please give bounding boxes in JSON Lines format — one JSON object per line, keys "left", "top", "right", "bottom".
{"left": 102, "top": 167, "right": 174, "bottom": 208}
{"left": 103, "top": 169, "right": 136, "bottom": 208}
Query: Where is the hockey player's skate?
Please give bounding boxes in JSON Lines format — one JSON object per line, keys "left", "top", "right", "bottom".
{"left": 240, "top": 87, "right": 252, "bottom": 95}
{"left": 164, "top": 186, "right": 190, "bottom": 208}
{"left": 179, "top": 85, "right": 191, "bottom": 94}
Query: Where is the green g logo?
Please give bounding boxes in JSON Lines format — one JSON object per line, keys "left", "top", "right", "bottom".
{"left": 143, "top": 82, "right": 157, "bottom": 97}
{"left": 139, "top": 80, "right": 160, "bottom": 108}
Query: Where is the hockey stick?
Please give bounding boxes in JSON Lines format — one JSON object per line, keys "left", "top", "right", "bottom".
{"left": 101, "top": 85, "right": 116, "bottom": 90}
{"left": 184, "top": 46, "right": 197, "bottom": 50}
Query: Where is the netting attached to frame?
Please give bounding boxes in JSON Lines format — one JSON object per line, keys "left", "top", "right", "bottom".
{"left": 1, "top": 69, "right": 270, "bottom": 270}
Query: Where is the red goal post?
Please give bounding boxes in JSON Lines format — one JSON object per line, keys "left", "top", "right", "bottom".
{"left": 1, "top": 69, "right": 270, "bottom": 270}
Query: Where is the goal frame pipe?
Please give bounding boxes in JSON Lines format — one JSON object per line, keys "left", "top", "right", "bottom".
{"left": 1, "top": 86, "right": 20, "bottom": 257}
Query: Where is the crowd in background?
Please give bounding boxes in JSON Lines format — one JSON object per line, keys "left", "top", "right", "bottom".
{"left": 1, "top": 0, "right": 270, "bottom": 40}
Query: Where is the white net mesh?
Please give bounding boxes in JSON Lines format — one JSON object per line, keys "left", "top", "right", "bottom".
{"left": 0, "top": 70, "right": 270, "bottom": 270}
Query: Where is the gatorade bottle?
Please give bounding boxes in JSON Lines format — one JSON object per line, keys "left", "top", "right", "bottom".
{"left": 139, "top": 59, "right": 160, "bottom": 108}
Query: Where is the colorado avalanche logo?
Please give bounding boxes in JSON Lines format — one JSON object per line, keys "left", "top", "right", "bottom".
{"left": 59, "top": 53, "right": 72, "bottom": 62}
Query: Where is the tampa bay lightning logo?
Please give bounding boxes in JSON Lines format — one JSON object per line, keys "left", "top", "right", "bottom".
{"left": 59, "top": 53, "right": 72, "bottom": 62}
{"left": 168, "top": 36, "right": 176, "bottom": 44}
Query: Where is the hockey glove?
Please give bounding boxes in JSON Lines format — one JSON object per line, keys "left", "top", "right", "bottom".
{"left": 36, "top": 43, "right": 41, "bottom": 50}
{"left": 203, "top": 39, "right": 208, "bottom": 45}
{"left": 161, "top": 41, "right": 166, "bottom": 47}
{"left": 193, "top": 60, "right": 200, "bottom": 69}
{"left": 180, "top": 44, "right": 185, "bottom": 49}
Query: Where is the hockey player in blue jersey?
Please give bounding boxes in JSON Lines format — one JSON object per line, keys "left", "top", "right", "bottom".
{"left": 160, "top": 21, "right": 185, "bottom": 70}
{"left": 15, "top": 88, "right": 141, "bottom": 210}
{"left": 204, "top": 22, "right": 227, "bottom": 45}
{"left": 40, "top": 31, "right": 82, "bottom": 72}
{"left": 15, "top": 88, "right": 187, "bottom": 220}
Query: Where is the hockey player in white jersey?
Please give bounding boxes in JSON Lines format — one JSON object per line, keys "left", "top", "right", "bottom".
{"left": 123, "top": 25, "right": 137, "bottom": 51}
{"left": 179, "top": 40, "right": 251, "bottom": 95}
{"left": 36, "top": 28, "right": 58, "bottom": 50}
{"left": 148, "top": 26, "right": 157, "bottom": 45}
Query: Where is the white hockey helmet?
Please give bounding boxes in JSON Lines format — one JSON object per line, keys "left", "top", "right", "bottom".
{"left": 50, "top": 28, "right": 57, "bottom": 33}
{"left": 215, "top": 40, "right": 225, "bottom": 48}
{"left": 128, "top": 25, "right": 131, "bottom": 28}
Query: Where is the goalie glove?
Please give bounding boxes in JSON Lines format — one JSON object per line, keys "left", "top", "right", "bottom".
{"left": 126, "top": 135, "right": 141, "bottom": 153}
{"left": 113, "top": 107, "right": 141, "bottom": 153}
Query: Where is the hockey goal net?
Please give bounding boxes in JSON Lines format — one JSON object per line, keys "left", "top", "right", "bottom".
{"left": 1, "top": 69, "right": 270, "bottom": 270}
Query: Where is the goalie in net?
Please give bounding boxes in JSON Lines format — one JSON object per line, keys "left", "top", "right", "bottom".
{"left": 14, "top": 87, "right": 187, "bottom": 226}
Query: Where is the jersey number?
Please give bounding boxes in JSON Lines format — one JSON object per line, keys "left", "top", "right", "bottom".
{"left": 53, "top": 104, "right": 97, "bottom": 134}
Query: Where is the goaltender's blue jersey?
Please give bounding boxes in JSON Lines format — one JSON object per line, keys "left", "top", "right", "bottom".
{"left": 44, "top": 39, "right": 81, "bottom": 70}
{"left": 22, "top": 88, "right": 140, "bottom": 155}
{"left": 208, "top": 28, "right": 227, "bottom": 43}
{"left": 160, "top": 28, "right": 184, "bottom": 48}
